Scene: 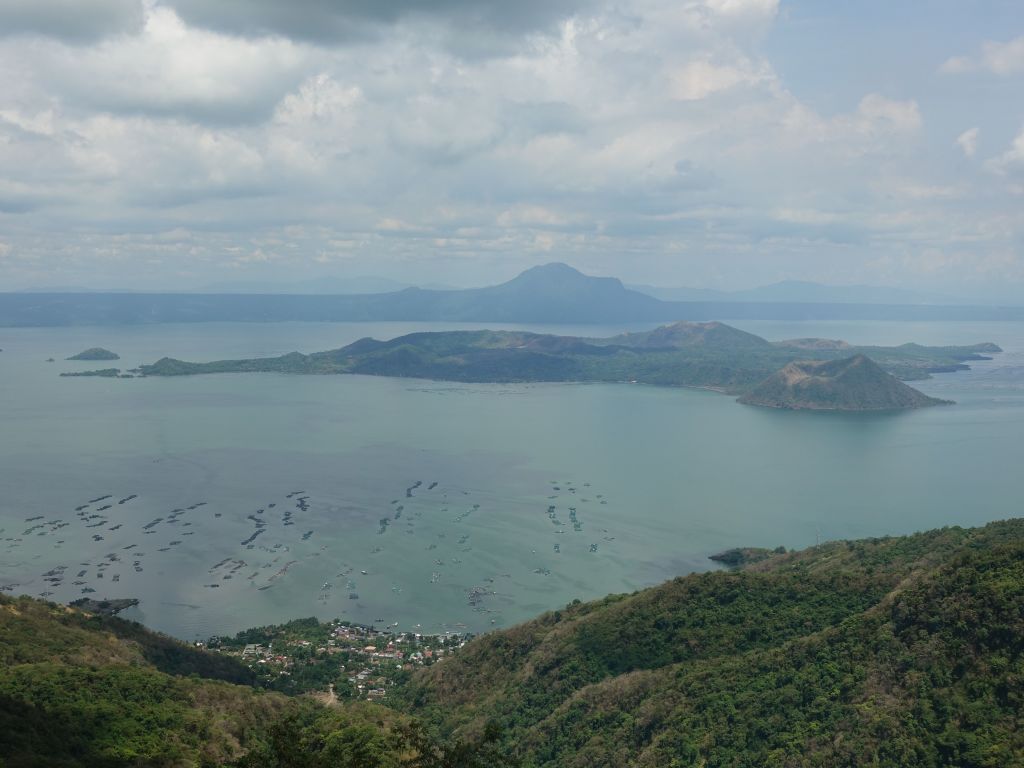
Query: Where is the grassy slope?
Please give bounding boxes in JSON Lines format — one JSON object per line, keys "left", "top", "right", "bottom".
{"left": 402, "top": 520, "right": 1024, "bottom": 767}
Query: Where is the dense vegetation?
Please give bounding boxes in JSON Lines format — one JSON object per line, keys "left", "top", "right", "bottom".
{"left": 3, "top": 518, "right": 1022, "bottom": 766}
{"left": 136, "top": 321, "right": 996, "bottom": 406}
{"left": 401, "top": 519, "right": 1024, "bottom": 767}
{"left": 0, "top": 597, "right": 510, "bottom": 767}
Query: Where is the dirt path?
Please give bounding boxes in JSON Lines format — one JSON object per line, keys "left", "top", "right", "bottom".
{"left": 311, "top": 683, "right": 338, "bottom": 707}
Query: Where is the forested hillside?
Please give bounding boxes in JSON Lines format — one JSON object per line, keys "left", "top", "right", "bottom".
{"left": 0, "top": 597, "right": 507, "bottom": 767}
{"left": 3, "top": 519, "right": 1022, "bottom": 766}
{"left": 402, "top": 519, "right": 1024, "bottom": 767}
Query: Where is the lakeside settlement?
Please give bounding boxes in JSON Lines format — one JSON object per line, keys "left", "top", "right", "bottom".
{"left": 204, "top": 616, "right": 467, "bottom": 701}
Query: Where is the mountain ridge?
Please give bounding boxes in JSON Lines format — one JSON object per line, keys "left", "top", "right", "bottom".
{"left": 628, "top": 278, "right": 962, "bottom": 305}
{"left": 3, "top": 263, "right": 1023, "bottom": 326}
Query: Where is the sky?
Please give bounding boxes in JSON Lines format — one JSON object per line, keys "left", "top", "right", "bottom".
{"left": 0, "top": 0, "right": 1023, "bottom": 297}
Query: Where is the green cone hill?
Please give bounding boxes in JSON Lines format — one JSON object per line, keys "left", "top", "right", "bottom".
{"left": 66, "top": 347, "right": 120, "bottom": 361}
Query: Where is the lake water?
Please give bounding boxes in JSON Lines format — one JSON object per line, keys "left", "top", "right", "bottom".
{"left": 2, "top": 319, "right": 1022, "bottom": 640}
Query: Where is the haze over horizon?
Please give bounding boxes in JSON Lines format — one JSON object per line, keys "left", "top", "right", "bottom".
{"left": 1, "top": 0, "right": 1023, "bottom": 300}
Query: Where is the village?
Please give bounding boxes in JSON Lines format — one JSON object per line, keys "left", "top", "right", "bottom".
{"left": 204, "top": 616, "right": 468, "bottom": 700}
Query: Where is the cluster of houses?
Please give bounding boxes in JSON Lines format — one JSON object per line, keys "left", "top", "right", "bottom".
{"left": 333, "top": 624, "right": 462, "bottom": 698}
{"left": 214, "top": 620, "right": 467, "bottom": 701}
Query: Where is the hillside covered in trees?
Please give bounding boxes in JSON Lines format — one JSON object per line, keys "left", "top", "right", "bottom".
{"left": 3, "top": 518, "right": 1023, "bottom": 766}
{"left": 0, "top": 596, "right": 510, "bottom": 767}
{"left": 402, "top": 519, "right": 1024, "bottom": 767}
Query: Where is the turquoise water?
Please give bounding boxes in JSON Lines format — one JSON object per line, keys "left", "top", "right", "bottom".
{"left": 1, "top": 319, "right": 1022, "bottom": 640}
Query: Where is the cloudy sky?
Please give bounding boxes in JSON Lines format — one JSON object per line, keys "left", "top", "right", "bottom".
{"left": 1, "top": 0, "right": 1023, "bottom": 296}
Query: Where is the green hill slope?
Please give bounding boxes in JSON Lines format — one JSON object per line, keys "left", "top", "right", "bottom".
{"left": 66, "top": 347, "right": 120, "bottom": 361}
{"left": 737, "top": 354, "right": 950, "bottom": 411}
{"left": 4, "top": 520, "right": 1023, "bottom": 766}
{"left": 401, "top": 519, "right": 1024, "bottom": 767}
{"left": 0, "top": 595, "right": 288, "bottom": 766}
{"left": 0, "top": 597, "right": 502, "bottom": 768}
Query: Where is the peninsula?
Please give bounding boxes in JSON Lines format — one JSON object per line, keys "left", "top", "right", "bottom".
{"left": 59, "top": 368, "right": 123, "bottom": 378}
{"left": 68, "top": 597, "right": 139, "bottom": 616}
{"left": 134, "top": 321, "right": 997, "bottom": 411}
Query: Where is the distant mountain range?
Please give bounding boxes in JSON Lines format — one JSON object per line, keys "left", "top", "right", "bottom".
{"left": 12, "top": 271, "right": 973, "bottom": 305}
{"left": 12, "top": 276, "right": 458, "bottom": 294}
{"left": 627, "top": 279, "right": 959, "bottom": 305}
{"left": 2, "top": 263, "right": 1022, "bottom": 326}
{"left": 199, "top": 276, "right": 458, "bottom": 294}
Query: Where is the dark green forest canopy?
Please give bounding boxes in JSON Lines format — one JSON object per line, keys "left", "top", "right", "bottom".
{"left": 3, "top": 517, "right": 1023, "bottom": 766}
{"left": 0, "top": 597, "right": 512, "bottom": 767}
{"left": 400, "top": 518, "right": 1024, "bottom": 767}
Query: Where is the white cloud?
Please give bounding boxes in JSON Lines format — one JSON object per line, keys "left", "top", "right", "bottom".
{"left": 887, "top": 183, "right": 963, "bottom": 201}
{"left": 852, "top": 94, "right": 922, "bottom": 135}
{"left": 269, "top": 73, "right": 363, "bottom": 172}
{"left": 497, "top": 205, "right": 571, "bottom": 227}
{"left": 669, "top": 58, "right": 768, "bottom": 100}
{"left": 956, "top": 127, "right": 979, "bottom": 158}
{"left": 0, "top": 0, "right": 1019, "bottom": 295}
{"left": 0, "top": 107, "right": 57, "bottom": 137}
{"left": 702, "top": 0, "right": 779, "bottom": 19}
{"left": 941, "top": 35, "right": 1024, "bottom": 75}
{"left": 28, "top": 6, "right": 307, "bottom": 123}
{"left": 375, "top": 218, "right": 419, "bottom": 232}
{"left": 769, "top": 93, "right": 921, "bottom": 159}
{"left": 939, "top": 56, "right": 973, "bottom": 74}
{"left": 982, "top": 36, "right": 1024, "bottom": 74}
{"left": 986, "top": 126, "right": 1024, "bottom": 176}
{"left": 772, "top": 208, "right": 842, "bottom": 225}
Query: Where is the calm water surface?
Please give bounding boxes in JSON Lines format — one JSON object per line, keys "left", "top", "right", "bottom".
{"left": 1, "top": 319, "right": 1022, "bottom": 639}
